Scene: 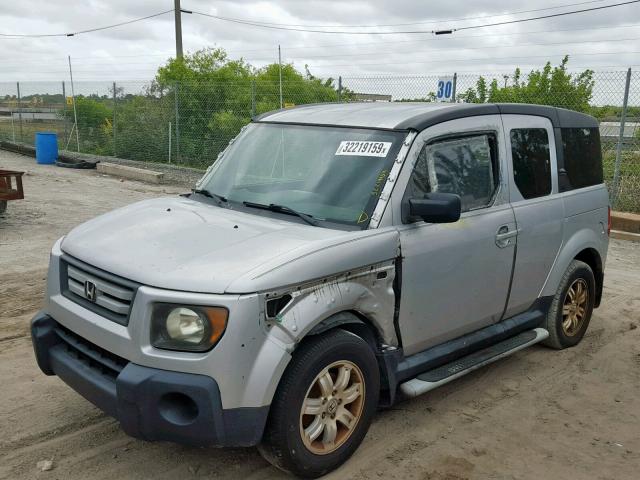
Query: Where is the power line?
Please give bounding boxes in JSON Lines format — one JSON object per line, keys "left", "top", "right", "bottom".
{"left": 309, "top": 50, "right": 640, "bottom": 68}
{"left": 244, "top": 22, "right": 640, "bottom": 52}
{"left": 4, "top": 34, "right": 640, "bottom": 69}
{"left": 187, "top": 0, "right": 611, "bottom": 29}
{"left": 0, "top": 9, "right": 172, "bottom": 38}
{"left": 11, "top": 19, "right": 637, "bottom": 57}
{"left": 457, "top": 0, "right": 640, "bottom": 31}
{"left": 4, "top": 20, "right": 639, "bottom": 63}
{"left": 189, "top": 1, "right": 640, "bottom": 35}
{"left": 280, "top": 36, "right": 640, "bottom": 60}
{"left": 15, "top": 20, "right": 635, "bottom": 58}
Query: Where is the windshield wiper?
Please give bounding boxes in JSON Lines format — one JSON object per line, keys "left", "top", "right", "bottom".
{"left": 191, "top": 188, "right": 228, "bottom": 205}
{"left": 242, "top": 201, "right": 319, "bottom": 227}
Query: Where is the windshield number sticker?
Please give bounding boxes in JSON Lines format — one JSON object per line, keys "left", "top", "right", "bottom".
{"left": 335, "top": 141, "right": 392, "bottom": 157}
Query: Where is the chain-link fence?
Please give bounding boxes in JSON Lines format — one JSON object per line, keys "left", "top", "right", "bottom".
{"left": 0, "top": 70, "right": 638, "bottom": 211}
{"left": 342, "top": 71, "right": 640, "bottom": 212}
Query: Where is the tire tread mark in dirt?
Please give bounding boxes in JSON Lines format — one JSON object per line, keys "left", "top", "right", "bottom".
{"left": 0, "top": 414, "right": 110, "bottom": 457}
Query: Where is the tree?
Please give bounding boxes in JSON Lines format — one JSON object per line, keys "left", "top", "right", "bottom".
{"left": 152, "top": 48, "right": 257, "bottom": 165}
{"left": 254, "top": 63, "right": 339, "bottom": 113}
{"left": 590, "top": 104, "right": 640, "bottom": 120}
{"left": 51, "top": 48, "right": 344, "bottom": 166}
{"left": 460, "top": 76, "right": 488, "bottom": 104}
{"left": 151, "top": 48, "right": 342, "bottom": 166}
{"left": 62, "top": 97, "right": 113, "bottom": 154}
{"left": 64, "top": 97, "right": 111, "bottom": 130}
{"left": 111, "top": 96, "right": 174, "bottom": 163}
{"left": 459, "top": 56, "right": 594, "bottom": 112}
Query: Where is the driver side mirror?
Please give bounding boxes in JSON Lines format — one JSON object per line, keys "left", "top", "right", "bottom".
{"left": 406, "top": 192, "right": 461, "bottom": 223}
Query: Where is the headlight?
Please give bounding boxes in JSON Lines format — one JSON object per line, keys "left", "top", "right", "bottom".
{"left": 151, "top": 304, "right": 228, "bottom": 352}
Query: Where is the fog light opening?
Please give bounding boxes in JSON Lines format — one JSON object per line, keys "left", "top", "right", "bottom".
{"left": 158, "top": 392, "right": 199, "bottom": 426}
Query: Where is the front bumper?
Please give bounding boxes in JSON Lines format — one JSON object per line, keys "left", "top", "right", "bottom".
{"left": 31, "top": 311, "right": 269, "bottom": 447}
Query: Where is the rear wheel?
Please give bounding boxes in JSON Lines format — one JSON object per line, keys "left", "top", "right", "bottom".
{"left": 259, "top": 329, "right": 379, "bottom": 478}
{"left": 543, "top": 260, "right": 595, "bottom": 349}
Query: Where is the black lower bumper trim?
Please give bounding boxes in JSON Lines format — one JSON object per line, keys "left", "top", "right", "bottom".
{"left": 31, "top": 311, "right": 268, "bottom": 447}
{"left": 50, "top": 343, "right": 119, "bottom": 417}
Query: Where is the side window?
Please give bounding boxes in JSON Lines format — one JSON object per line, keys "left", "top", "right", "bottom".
{"left": 510, "top": 128, "right": 551, "bottom": 199}
{"left": 561, "top": 128, "right": 603, "bottom": 189}
{"left": 409, "top": 134, "right": 498, "bottom": 212}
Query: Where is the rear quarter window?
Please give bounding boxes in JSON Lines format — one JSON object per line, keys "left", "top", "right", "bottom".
{"left": 561, "top": 128, "right": 603, "bottom": 190}
{"left": 510, "top": 128, "right": 552, "bottom": 199}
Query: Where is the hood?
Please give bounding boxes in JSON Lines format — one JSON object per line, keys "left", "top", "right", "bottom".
{"left": 61, "top": 196, "right": 350, "bottom": 293}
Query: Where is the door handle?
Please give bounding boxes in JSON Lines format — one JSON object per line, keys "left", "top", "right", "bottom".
{"left": 495, "top": 226, "right": 518, "bottom": 248}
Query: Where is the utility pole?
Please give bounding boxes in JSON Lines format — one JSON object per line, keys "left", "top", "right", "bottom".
{"left": 451, "top": 72, "right": 457, "bottom": 103}
{"left": 62, "top": 81, "right": 67, "bottom": 146}
{"left": 612, "top": 67, "right": 632, "bottom": 207}
{"left": 16, "top": 82, "right": 23, "bottom": 143}
{"left": 112, "top": 81, "right": 117, "bottom": 157}
{"left": 278, "top": 45, "right": 283, "bottom": 109}
{"left": 174, "top": 0, "right": 183, "bottom": 59}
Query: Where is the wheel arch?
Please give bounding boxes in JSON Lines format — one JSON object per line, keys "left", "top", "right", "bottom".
{"left": 304, "top": 310, "right": 400, "bottom": 407}
{"left": 573, "top": 247, "right": 604, "bottom": 307}
{"left": 540, "top": 227, "right": 606, "bottom": 306}
{"left": 306, "top": 310, "right": 381, "bottom": 350}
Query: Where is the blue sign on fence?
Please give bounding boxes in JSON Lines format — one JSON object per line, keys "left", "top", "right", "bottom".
{"left": 436, "top": 76, "right": 454, "bottom": 102}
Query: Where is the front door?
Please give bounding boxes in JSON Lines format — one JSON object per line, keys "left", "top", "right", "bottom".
{"left": 396, "top": 116, "right": 516, "bottom": 356}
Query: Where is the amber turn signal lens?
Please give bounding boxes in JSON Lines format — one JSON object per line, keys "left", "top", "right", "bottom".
{"left": 203, "top": 306, "right": 228, "bottom": 345}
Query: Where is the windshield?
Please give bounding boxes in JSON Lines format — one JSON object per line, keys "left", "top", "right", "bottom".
{"left": 199, "top": 123, "right": 407, "bottom": 228}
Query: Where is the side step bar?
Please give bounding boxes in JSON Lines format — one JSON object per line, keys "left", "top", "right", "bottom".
{"left": 399, "top": 328, "right": 548, "bottom": 398}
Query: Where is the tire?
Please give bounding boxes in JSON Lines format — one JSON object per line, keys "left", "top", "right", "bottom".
{"left": 259, "top": 329, "right": 380, "bottom": 478}
{"left": 0, "top": 200, "right": 7, "bottom": 215}
{"left": 543, "top": 260, "right": 596, "bottom": 349}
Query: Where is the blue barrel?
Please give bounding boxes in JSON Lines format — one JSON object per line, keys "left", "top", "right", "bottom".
{"left": 35, "top": 132, "right": 58, "bottom": 165}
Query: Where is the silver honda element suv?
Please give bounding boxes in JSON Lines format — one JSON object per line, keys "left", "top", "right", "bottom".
{"left": 32, "top": 102, "right": 609, "bottom": 477}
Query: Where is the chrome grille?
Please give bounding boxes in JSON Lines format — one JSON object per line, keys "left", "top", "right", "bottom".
{"left": 61, "top": 255, "right": 138, "bottom": 325}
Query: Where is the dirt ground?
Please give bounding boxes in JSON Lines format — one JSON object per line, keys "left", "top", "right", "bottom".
{"left": 1, "top": 149, "right": 639, "bottom": 480}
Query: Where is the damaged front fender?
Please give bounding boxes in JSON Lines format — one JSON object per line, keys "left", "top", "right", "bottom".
{"left": 261, "top": 260, "right": 398, "bottom": 350}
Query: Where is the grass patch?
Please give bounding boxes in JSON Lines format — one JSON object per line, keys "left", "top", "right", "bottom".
{"left": 0, "top": 119, "right": 68, "bottom": 148}
{"left": 603, "top": 148, "right": 640, "bottom": 213}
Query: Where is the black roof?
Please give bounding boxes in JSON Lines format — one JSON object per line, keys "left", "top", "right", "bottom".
{"left": 395, "top": 103, "right": 599, "bottom": 131}
{"left": 255, "top": 102, "right": 599, "bottom": 131}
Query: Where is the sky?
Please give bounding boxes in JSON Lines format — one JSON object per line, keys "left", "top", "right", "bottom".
{"left": 0, "top": 0, "right": 639, "bottom": 93}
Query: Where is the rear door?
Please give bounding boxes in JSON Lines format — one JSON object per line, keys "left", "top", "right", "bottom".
{"left": 395, "top": 115, "right": 517, "bottom": 356}
{"left": 501, "top": 115, "right": 564, "bottom": 317}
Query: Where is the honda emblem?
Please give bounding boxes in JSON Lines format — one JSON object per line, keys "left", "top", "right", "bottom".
{"left": 84, "top": 281, "right": 97, "bottom": 302}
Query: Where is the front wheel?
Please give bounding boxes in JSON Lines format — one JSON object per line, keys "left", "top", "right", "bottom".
{"left": 259, "top": 329, "right": 380, "bottom": 478}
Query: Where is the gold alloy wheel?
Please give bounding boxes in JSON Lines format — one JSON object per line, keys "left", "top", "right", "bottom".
{"left": 299, "top": 360, "right": 365, "bottom": 455}
{"left": 562, "top": 278, "right": 589, "bottom": 336}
